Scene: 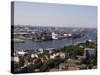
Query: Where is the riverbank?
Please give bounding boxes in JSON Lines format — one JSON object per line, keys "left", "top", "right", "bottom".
{"left": 14, "top": 38, "right": 24, "bottom": 43}
{"left": 12, "top": 40, "right": 97, "bottom": 73}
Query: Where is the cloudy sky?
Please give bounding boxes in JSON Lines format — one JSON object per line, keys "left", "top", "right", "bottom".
{"left": 14, "top": 1, "right": 97, "bottom": 28}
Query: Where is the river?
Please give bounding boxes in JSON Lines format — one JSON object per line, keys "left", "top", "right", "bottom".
{"left": 14, "top": 30, "right": 97, "bottom": 51}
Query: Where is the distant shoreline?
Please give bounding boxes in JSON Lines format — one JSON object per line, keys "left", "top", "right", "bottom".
{"left": 13, "top": 25, "right": 97, "bottom": 29}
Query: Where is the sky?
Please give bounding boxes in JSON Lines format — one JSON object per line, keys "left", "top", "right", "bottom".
{"left": 14, "top": 1, "right": 97, "bottom": 28}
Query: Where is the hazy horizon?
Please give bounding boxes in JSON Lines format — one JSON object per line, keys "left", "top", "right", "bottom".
{"left": 13, "top": 1, "right": 97, "bottom": 28}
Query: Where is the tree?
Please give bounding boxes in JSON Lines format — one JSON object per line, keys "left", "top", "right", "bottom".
{"left": 63, "top": 45, "right": 84, "bottom": 59}
{"left": 39, "top": 58, "right": 64, "bottom": 72}
{"left": 18, "top": 56, "right": 25, "bottom": 67}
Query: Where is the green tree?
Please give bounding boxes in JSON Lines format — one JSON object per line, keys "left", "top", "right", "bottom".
{"left": 64, "top": 45, "right": 84, "bottom": 59}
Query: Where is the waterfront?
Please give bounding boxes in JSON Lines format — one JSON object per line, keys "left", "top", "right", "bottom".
{"left": 14, "top": 30, "right": 97, "bottom": 51}
{"left": 11, "top": 1, "right": 97, "bottom": 73}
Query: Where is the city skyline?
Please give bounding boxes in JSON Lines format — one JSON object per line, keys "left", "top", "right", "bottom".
{"left": 14, "top": 1, "right": 97, "bottom": 28}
